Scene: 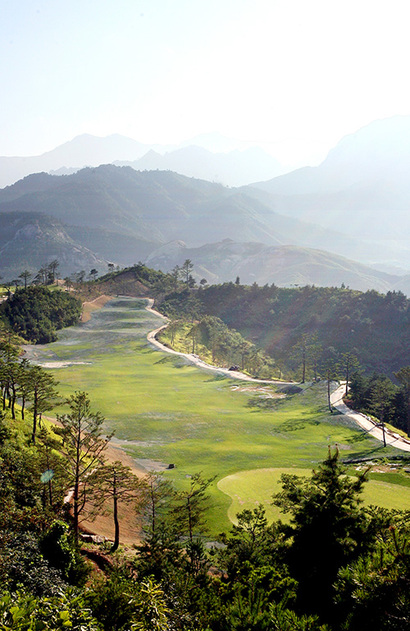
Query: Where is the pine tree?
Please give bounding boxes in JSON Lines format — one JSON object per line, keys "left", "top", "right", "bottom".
{"left": 273, "top": 448, "right": 371, "bottom": 621}
{"left": 57, "top": 391, "right": 113, "bottom": 544}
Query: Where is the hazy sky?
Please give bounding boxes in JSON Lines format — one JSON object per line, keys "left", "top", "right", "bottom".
{"left": 2, "top": 0, "right": 410, "bottom": 165}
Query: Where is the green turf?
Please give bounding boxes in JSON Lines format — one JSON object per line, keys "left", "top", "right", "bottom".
{"left": 218, "top": 467, "right": 410, "bottom": 525}
{"left": 27, "top": 297, "right": 409, "bottom": 535}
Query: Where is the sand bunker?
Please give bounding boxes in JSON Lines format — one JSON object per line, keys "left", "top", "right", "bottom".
{"left": 231, "top": 385, "right": 286, "bottom": 398}
{"left": 40, "top": 361, "right": 92, "bottom": 368}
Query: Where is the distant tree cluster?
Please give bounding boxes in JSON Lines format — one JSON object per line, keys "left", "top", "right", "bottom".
{"left": 0, "top": 330, "right": 59, "bottom": 442}
{"left": 0, "top": 286, "right": 82, "bottom": 343}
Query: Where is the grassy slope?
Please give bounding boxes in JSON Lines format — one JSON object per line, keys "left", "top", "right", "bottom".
{"left": 28, "top": 297, "right": 408, "bottom": 535}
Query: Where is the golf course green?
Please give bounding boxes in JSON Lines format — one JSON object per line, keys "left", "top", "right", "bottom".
{"left": 27, "top": 296, "right": 410, "bottom": 534}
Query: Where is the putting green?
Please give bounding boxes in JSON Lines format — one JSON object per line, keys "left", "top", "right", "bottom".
{"left": 29, "top": 297, "right": 408, "bottom": 534}
{"left": 218, "top": 467, "right": 410, "bottom": 524}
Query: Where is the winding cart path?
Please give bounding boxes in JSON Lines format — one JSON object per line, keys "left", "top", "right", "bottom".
{"left": 145, "top": 298, "right": 292, "bottom": 385}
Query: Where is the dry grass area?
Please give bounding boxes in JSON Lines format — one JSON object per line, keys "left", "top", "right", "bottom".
{"left": 230, "top": 385, "right": 286, "bottom": 399}
{"left": 81, "top": 295, "right": 114, "bottom": 323}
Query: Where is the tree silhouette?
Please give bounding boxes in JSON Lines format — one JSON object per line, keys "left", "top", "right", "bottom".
{"left": 19, "top": 270, "right": 32, "bottom": 289}
{"left": 57, "top": 391, "right": 112, "bottom": 544}
{"left": 27, "top": 365, "right": 59, "bottom": 443}
{"left": 273, "top": 448, "right": 371, "bottom": 621}
{"left": 181, "top": 259, "right": 194, "bottom": 289}
{"left": 89, "top": 461, "right": 142, "bottom": 552}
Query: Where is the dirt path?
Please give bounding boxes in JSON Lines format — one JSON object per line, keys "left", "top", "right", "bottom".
{"left": 330, "top": 384, "right": 410, "bottom": 452}
{"left": 145, "top": 299, "right": 292, "bottom": 386}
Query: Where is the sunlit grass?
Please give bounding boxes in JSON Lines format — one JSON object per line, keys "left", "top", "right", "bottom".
{"left": 28, "top": 297, "right": 408, "bottom": 535}
{"left": 218, "top": 467, "right": 410, "bottom": 526}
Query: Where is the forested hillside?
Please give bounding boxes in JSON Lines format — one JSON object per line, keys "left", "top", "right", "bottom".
{"left": 0, "top": 286, "right": 82, "bottom": 343}
{"left": 159, "top": 282, "right": 410, "bottom": 379}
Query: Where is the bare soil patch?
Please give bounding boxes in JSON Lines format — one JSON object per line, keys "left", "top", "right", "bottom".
{"left": 230, "top": 385, "right": 286, "bottom": 399}
{"left": 41, "top": 361, "right": 92, "bottom": 368}
{"left": 81, "top": 295, "right": 114, "bottom": 323}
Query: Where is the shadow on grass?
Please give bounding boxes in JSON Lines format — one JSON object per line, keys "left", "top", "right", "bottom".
{"left": 205, "top": 373, "right": 229, "bottom": 382}
{"left": 153, "top": 355, "right": 189, "bottom": 369}
{"left": 343, "top": 444, "right": 392, "bottom": 461}
{"left": 346, "top": 431, "right": 369, "bottom": 444}
{"left": 139, "top": 345, "right": 157, "bottom": 353}
{"left": 246, "top": 397, "right": 282, "bottom": 410}
{"left": 279, "top": 418, "right": 321, "bottom": 432}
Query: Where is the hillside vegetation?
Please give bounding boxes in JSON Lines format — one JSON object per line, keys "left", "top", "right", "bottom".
{"left": 2, "top": 294, "right": 409, "bottom": 630}
{"left": 159, "top": 282, "right": 410, "bottom": 379}
{"left": 0, "top": 286, "right": 82, "bottom": 343}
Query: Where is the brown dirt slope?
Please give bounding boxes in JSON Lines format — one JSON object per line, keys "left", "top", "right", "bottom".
{"left": 81, "top": 441, "right": 147, "bottom": 548}
{"left": 81, "top": 295, "right": 114, "bottom": 323}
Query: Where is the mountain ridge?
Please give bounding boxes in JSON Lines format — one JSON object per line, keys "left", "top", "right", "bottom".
{"left": 250, "top": 116, "right": 410, "bottom": 249}
{"left": 0, "top": 133, "right": 287, "bottom": 188}
{"left": 0, "top": 158, "right": 409, "bottom": 291}
{"left": 146, "top": 238, "right": 407, "bottom": 294}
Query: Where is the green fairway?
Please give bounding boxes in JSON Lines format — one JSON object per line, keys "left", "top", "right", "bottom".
{"left": 28, "top": 297, "right": 409, "bottom": 534}
{"left": 218, "top": 467, "right": 410, "bottom": 525}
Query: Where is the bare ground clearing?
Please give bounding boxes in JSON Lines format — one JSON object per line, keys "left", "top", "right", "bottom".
{"left": 81, "top": 294, "right": 114, "bottom": 323}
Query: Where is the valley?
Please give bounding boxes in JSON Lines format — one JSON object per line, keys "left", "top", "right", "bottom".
{"left": 24, "top": 296, "right": 410, "bottom": 535}
{"left": 3, "top": 4, "right": 410, "bottom": 625}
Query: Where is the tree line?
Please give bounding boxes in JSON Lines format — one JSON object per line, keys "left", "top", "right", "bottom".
{"left": 160, "top": 314, "right": 277, "bottom": 379}
{"left": 158, "top": 280, "right": 409, "bottom": 380}
{"left": 348, "top": 367, "right": 410, "bottom": 438}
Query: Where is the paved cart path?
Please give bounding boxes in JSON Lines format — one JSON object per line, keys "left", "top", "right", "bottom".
{"left": 330, "top": 383, "right": 410, "bottom": 452}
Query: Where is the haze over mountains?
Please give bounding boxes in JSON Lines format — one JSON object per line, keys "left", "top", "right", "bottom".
{"left": 0, "top": 133, "right": 286, "bottom": 189}
{"left": 253, "top": 115, "right": 410, "bottom": 245}
{"left": 146, "top": 239, "right": 406, "bottom": 295}
{"left": 0, "top": 116, "right": 409, "bottom": 293}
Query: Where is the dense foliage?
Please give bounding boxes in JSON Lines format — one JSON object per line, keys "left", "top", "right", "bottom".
{"left": 2, "top": 403, "right": 409, "bottom": 631}
{"left": 0, "top": 286, "right": 81, "bottom": 343}
{"left": 348, "top": 368, "right": 410, "bottom": 436}
{"left": 159, "top": 313, "right": 277, "bottom": 378}
{"left": 159, "top": 283, "right": 409, "bottom": 379}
